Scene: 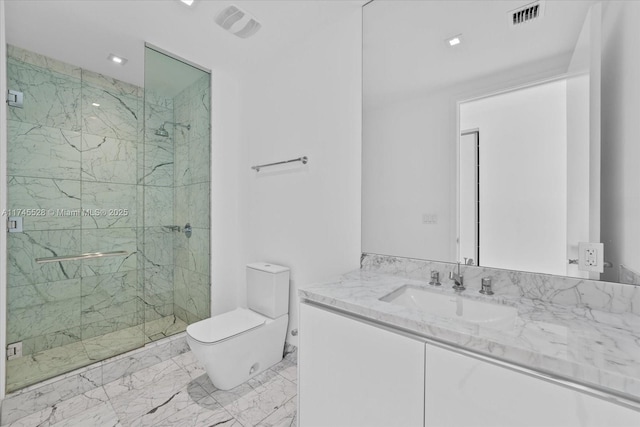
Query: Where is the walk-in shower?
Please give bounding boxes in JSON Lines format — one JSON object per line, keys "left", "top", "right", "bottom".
{"left": 4, "top": 44, "right": 211, "bottom": 393}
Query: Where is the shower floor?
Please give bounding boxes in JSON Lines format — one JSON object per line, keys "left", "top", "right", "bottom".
{"left": 6, "top": 315, "right": 188, "bottom": 393}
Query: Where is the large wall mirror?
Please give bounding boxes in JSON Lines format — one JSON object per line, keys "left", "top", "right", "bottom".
{"left": 362, "top": 0, "right": 640, "bottom": 284}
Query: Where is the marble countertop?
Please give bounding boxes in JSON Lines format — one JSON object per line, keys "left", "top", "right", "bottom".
{"left": 299, "top": 269, "right": 640, "bottom": 404}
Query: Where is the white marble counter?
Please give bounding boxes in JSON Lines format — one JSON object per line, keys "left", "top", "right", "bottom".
{"left": 299, "top": 268, "right": 640, "bottom": 405}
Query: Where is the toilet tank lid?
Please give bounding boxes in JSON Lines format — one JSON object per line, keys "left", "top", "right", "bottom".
{"left": 247, "top": 262, "right": 289, "bottom": 274}
{"left": 187, "top": 308, "right": 265, "bottom": 344}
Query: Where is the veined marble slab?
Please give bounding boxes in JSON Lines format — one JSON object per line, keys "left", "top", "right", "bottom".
{"left": 300, "top": 261, "right": 640, "bottom": 404}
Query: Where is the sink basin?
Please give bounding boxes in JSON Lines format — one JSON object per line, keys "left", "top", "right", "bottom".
{"left": 380, "top": 285, "right": 517, "bottom": 331}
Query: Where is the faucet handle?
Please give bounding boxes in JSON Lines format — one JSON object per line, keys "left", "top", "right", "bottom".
{"left": 429, "top": 270, "right": 441, "bottom": 286}
{"left": 480, "top": 277, "right": 494, "bottom": 295}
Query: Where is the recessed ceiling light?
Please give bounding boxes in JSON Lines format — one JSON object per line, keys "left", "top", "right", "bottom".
{"left": 92, "top": 103, "right": 100, "bottom": 107}
{"left": 107, "top": 54, "right": 128, "bottom": 65}
{"left": 447, "top": 34, "right": 462, "bottom": 47}
{"left": 181, "top": 0, "right": 194, "bottom": 6}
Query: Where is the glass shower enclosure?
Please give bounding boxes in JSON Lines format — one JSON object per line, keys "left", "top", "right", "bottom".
{"left": 4, "top": 44, "right": 210, "bottom": 393}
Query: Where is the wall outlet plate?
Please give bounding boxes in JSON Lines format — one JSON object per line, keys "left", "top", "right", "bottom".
{"left": 578, "top": 242, "right": 604, "bottom": 273}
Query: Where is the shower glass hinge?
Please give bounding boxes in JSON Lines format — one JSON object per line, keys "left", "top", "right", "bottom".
{"left": 6, "top": 89, "right": 24, "bottom": 108}
{"left": 7, "top": 216, "right": 23, "bottom": 233}
{"left": 7, "top": 342, "right": 22, "bottom": 360}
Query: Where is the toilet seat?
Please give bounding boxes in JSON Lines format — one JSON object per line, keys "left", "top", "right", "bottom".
{"left": 187, "top": 308, "right": 266, "bottom": 344}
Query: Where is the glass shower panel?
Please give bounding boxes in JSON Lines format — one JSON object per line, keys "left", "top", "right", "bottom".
{"left": 143, "top": 46, "right": 211, "bottom": 341}
{"left": 5, "top": 46, "right": 145, "bottom": 393}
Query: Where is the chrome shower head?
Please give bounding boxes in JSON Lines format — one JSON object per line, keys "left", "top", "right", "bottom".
{"left": 155, "top": 124, "right": 169, "bottom": 137}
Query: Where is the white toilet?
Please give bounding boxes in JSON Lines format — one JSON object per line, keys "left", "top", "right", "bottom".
{"left": 186, "top": 262, "right": 290, "bottom": 390}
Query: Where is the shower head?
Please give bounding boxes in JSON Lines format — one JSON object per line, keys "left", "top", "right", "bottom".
{"left": 155, "top": 124, "right": 170, "bottom": 137}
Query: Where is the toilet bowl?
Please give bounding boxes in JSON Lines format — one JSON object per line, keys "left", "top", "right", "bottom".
{"left": 186, "top": 263, "right": 290, "bottom": 390}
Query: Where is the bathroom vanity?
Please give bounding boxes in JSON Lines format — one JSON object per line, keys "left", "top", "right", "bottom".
{"left": 298, "top": 258, "right": 640, "bottom": 427}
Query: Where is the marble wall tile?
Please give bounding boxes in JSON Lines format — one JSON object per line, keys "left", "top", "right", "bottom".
{"left": 141, "top": 140, "right": 174, "bottom": 187}
{"left": 81, "top": 313, "right": 141, "bottom": 343}
{"left": 189, "top": 228, "right": 210, "bottom": 276}
{"left": 187, "top": 182, "right": 210, "bottom": 229}
{"left": 146, "top": 303, "right": 175, "bottom": 325}
{"left": 144, "top": 89, "right": 173, "bottom": 110}
{"left": 7, "top": 120, "right": 81, "bottom": 180}
{"left": 7, "top": 229, "right": 82, "bottom": 287}
{"left": 81, "top": 270, "right": 139, "bottom": 325}
{"left": 81, "top": 134, "right": 137, "bottom": 184}
{"left": 144, "top": 186, "right": 173, "bottom": 226}
{"left": 81, "top": 83, "right": 139, "bottom": 141}
{"left": 21, "top": 327, "right": 83, "bottom": 357}
{"left": 7, "top": 297, "right": 81, "bottom": 344}
{"left": 83, "top": 326, "right": 145, "bottom": 362}
{"left": 82, "top": 69, "right": 140, "bottom": 98}
{"left": 7, "top": 61, "right": 81, "bottom": 132}
{"left": 189, "top": 137, "right": 211, "bottom": 184}
{"left": 620, "top": 265, "right": 640, "bottom": 285}
{"left": 173, "top": 135, "right": 190, "bottom": 187}
{"left": 174, "top": 268, "right": 210, "bottom": 323}
{"left": 144, "top": 102, "right": 174, "bottom": 146}
{"left": 142, "top": 227, "right": 174, "bottom": 266}
{"left": 8, "top": 278, "right": 81, "bottom": 310}
{"left": 8, "top": 45, "right": 81, "bottom": 78}
{"left": 174, "top": 184, "right": 189, "bottom": 228}
{"left": 7, "top": 177, "right": 82, "bottom": 231}
{"left": 190, "top": 75, "right": 211, "bottom": 142}
{"left": 81, "top": 228, "right": 137, "bottom": 276}
{"left": 81, "top": 182, "right": 137, "bottom": 229}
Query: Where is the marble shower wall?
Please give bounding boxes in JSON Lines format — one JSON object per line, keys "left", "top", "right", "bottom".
{"left": 6, "top": 45, "right": 144, "bottom": 358}
{"left": 173, "top": 74, "right": 211, "bottom": 324}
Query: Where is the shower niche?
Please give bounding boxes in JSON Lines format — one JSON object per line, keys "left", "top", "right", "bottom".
{"left": 4, "top": 44, "right": 211, "bottom": 393}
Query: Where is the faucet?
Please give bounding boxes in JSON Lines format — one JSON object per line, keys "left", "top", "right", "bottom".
{"left": 449, "top": 263, "right": 465, "bottom": 292}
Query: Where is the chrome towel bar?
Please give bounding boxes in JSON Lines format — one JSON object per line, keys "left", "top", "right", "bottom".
{"left": 35, "top": 250, "right": 129, "bottom": 264}
{"left": 251, "top": 156, "right": 308, "bottom": 172}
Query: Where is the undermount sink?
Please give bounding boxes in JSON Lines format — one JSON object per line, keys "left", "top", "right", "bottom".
{"left": 380, "top": 285, "right": 517, "bottom": 331}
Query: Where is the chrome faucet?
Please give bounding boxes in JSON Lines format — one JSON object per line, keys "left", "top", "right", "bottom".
{"left": 449, "top": 263, "right": 465, "bottom": 292}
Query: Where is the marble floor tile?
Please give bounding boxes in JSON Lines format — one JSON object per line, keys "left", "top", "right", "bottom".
{"left": 256, "top": 396, "right": 298, "bottom": 427}
{"left": 48, "top": 401, "right": 121, "bottom": 427}
{"left": 2, "top": 338, "right": 298, "bottom": 427}
{"left": 212, "top": 370, "right": 298, "bottom": 427}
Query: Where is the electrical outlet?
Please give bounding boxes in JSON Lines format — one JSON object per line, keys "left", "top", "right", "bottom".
{"left": 578, "top": 242, "right": 604, "bottom": 273}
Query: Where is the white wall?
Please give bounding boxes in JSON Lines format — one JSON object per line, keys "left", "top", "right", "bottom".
{"left": 210, "top": 67, "right": 245, "bottom": 316}
{"left": 363, "top": 91, "right": 456, "bottom": 261}
{"left": 601, "top": 1, "right": 640, "bottom": 280}
{"left": 0, "top": 0, "right": 7, "bottom": 401}
{"left": 234, "top": 8, "right": 362, "bottom": 346}
{"left": 460, "top": 80, "right": 568, "bottom": 276}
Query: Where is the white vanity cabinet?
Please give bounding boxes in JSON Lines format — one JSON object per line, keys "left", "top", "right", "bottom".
{"left": 299, "top": 302, "right": 425, "bottom": 427}
{"left": 424, "top": 344, "right": 640, "bottom": 427}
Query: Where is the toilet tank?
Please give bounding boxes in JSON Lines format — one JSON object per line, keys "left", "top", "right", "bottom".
{"left": 247, "top": 263, "right": 290, "bottom": 319}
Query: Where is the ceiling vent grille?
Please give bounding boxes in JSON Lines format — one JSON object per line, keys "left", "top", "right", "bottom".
{"left": 509, "top": 1, "right": 545, "bottom": 27}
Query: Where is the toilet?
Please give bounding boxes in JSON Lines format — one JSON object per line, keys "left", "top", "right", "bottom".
{"left": 186, "top": 262, "right": 290, "bottom": 390}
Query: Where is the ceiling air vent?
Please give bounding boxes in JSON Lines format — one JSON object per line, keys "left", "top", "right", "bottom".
{"left": 508, "top": 1, "right": 545, "bottom": 27}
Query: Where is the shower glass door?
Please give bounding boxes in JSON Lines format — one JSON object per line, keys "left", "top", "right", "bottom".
{"left": 5, "top": 45, "right": 145, "bottom": 392}
{"left": 142, "top": 46, "right": 211, "bottom": 338}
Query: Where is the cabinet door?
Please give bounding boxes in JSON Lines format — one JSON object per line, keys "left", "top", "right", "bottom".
{"left": 425, "top": 344, "right": 639, "bottom": 427}
{"left": 299, "top": 303, "right": 425, "bottom": 427}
